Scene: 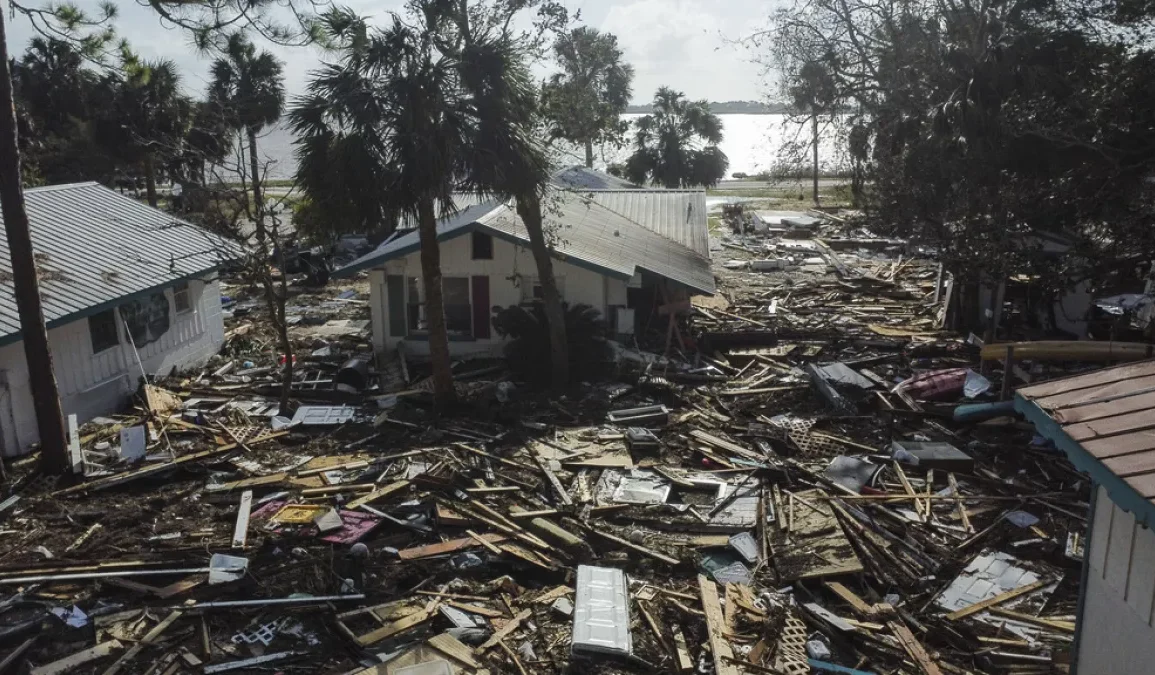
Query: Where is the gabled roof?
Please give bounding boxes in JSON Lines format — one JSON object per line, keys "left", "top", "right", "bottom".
{"left": 336, "top": 192, "right": 715, "bottom": 295}
{"left": 582, "top": 190, "right": 709, "bottom": 257}
{"left": 0, "top": 182, "right": 239, "bottom": 345}
{"left": 1016, "top": 359, "right": 1155, "bottom": 527}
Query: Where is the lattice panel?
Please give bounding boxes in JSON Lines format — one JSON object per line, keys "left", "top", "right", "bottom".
{"left": 774, "top": 611, "right": 810, "bottom": 675}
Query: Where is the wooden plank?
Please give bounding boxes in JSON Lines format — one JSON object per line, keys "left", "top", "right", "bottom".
{"left": 587, "top": 527, "right": 680, "bottom": 565}
{"left": 397, "top": 534, "right": 507, "bottom": 560}
{"left": 1055, "top": 389, "right": 1155, "bottom": 424}
{"left": 945, "top": 578, "right": 1051, "bottom": 620}
{"left": 1083, "top": 431, "right": 1155, "bottom": 459}
{"left": 445, "top": 600, "right": 504, "bottom": 618}
{"left": 689, "top": 430, "right": 761, "bottom": 460}
{"left": 1067, "top": 408, "right": 1155, "bottom": 442}
{"left": 32, "top": 641, "right": 124, "bottom": 675}
{"left": 1125, "top": 472, "right": 1155, "bottom": 498}
{"left": 101, "top": 610, "right": 183, "bottom": 675}
{"left": 984, "top": 607, "right": 1075, "bottom": 632}
{"left": 474, "top": 608, "right": 531, "bottom": 655}
{"left": 232, "top": 490, "right": 253, "bottom": 549}
{"left": 672, "top": 624, "right": 694, "bottom": 673}
{"left": 467, "top": 530, "right": 504, "bottom": 555}
{"left": 888, "top": 620, "right": 943, "bottom": 675}
{"left": 427, "top": 632, "right": 481, "bottom": 669}
{"left": 824, "top": 582, "right": 877, "bottom": 617}
{"left": 1022, "top": 360, "right": 1155, "bottom": 399}
{"left": 355, "top": 605, "right": 437, "bottom": 646}
{"left": 698, "top": 575, "right": 739, "bottom": 675}
{"left": 1104, "top": 450, "right": 1155, "bottom": 477}
{"left": 948, "top": 473, "right": 973, "bottom": 534}
{"left": 1030, "top": 370, "right": 1155, "bottom": 407}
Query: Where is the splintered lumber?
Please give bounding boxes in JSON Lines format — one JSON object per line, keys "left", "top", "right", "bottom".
{"left": 689, "top": 429, "right": 762, "bottom": 460}
{"left": 101, "top": 609, "right": 184, "bottom": 675}
{"left": 397, "top": 533, "right": 507, "bottom": 560}
{"left": 475, "top": 608, "right": 531, "bottom": 654}
{"left": 534, "top": 456, "right": 573, "bottom": 506}
{"left": 944, "top": 578, "right": 1051, "bottom": 620}
{"left": 586, "top": 526, "right": 680, "bottom": 565}
{"left": 888, "top": 620, "right": 943, "bottom": 675}
{"left": 54, "top": 432, "right": 287, "bottom": 496}
{"left": 985, "top": 607, "right": 1076, "bottom": 632}
{"left": 824, "top": 582, "right": 878, "bottom": 617}
{"left": 947, "top": 473, "right": 973, "bottom": 533}
{"left": 498, "top": 639, "right": 530, "bottom": 675}
{"left": 698, "top": 575, "right": 739, "bottom": 675}
{"left": 355, "top": 604, "right": 438, "bottom": 646}
{"left": 31, "top": 641, "right": 123, "bottom": 675}
{"left": 346, "top": 480, "right": 411, "bottom": 509}
{"left": 672, "top": 625, "right": 694, "bottom": 673}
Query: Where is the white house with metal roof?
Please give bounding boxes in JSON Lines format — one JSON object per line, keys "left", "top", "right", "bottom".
{"left": 335, "top": 170, "right": 714, "bottom": 360}
{"left": 0, "top": 182, "right": 236, "bottom": 456}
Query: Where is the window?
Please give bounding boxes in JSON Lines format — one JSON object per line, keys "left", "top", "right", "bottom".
{"left": 443, "top": 277, "right": 472, "bottom": 334}
{"left": 471, "top": 232, "right": 493, "bottom": 260}
{"left": 173, "top": 281, "right": 191, "bottom": 313}
{"left": 407, "top": 277, "right": 473, "bottom": 336}
{"left": 89, "top": 310, "right": 119, "bottom": 353}
{"left": 521, "top": 276, "right": 565, "bottom": 304}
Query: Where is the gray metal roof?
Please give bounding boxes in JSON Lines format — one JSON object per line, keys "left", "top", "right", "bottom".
{"left": 337, "top": 192, "right": 715, "bottom": 295}
{"left": 580, "top": 190, "right": 709, "bottom": 257}
{"left": 552, "top": 166, "right": 639, "bottom": 190}
{"left": 0, "top": 182, "right": 239, "bottom": 343}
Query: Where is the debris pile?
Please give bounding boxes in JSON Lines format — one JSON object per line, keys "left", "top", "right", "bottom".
{"left": 0, "top": 224, "right": 1094, "bottom": 674}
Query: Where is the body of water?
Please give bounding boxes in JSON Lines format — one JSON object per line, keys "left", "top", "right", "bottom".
{"left": 238, "top": 113, "right": 844, "bottom": 182}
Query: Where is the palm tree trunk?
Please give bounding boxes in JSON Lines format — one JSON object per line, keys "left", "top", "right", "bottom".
{"left": 417, "top": 197, "right": 456, "bottom": 407}
{"left": 812, "top": 114, "right": 820, "bottom": 206}
{"left": 516, "top": 193, "right": 569, "bottom": 390}
{"left": 0, "top": 15, "right": 68, "bottom": 473}
{"left": 584, "top": 140, "right": 594, "bottom": 168}
{"left": 144, "top": 152, "right": 158, "bottom": 208}
{"left": 248, "top": 127, "right": 265, "bottom": 243}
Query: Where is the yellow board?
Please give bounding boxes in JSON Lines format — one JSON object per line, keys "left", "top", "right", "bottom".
{"left": 270, "top": 504, "right": 327, "bottom": 524}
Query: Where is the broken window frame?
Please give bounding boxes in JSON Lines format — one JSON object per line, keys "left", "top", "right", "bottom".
{"left": 88, "top": 309, "right": 120, "bottom": 354}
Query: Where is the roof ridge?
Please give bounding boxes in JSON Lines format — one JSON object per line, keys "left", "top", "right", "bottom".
{"left": 24, "top": 181, "right": 100, "bottom": 193}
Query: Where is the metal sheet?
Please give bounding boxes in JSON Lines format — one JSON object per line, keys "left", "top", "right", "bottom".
{"left": 572, "top": 565, "right": 631, "bottom": 657}
{"left": 0, "top": 183, "right": 239, "bottom": 343}
{"left": 291, "top": 405, "right": 357, "bottom": 426}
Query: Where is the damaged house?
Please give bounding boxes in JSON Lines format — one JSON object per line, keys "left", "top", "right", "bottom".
{"left": 0, "top": 182, "right": 235, "bottom": 455}
{"left": 334, "top": 168, "right": 715, "bottom": 360}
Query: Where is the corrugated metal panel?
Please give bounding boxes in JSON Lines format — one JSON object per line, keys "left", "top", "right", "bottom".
{"left": 337, "top": 194, "right": 716, "bottom": 295}
{"left": 583, "top": 190, "right": 710, "bottom": 257}
{"left": 0, "top": 182, "right": 238, "bottom": 342}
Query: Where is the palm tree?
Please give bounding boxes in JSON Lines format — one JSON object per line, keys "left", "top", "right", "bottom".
{"left": 293, "top": 4, "right": 572, "bottom": 402}
{"left": 208, "top": 33, "right": 285, "bottom": 241}
{"left": 97, "top": 57, "right": 191, "bottom": 207}
{"left": 625, "top": 87, "right": 729, "bottom": 188}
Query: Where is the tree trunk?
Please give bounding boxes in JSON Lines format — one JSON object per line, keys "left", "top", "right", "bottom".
{"left": 812, "top": 114, "right": 820, "bottom": 206}
{"left": 584, "top": 140, "right": 594, "bottom": 168}
{"left": 0, "top": 16, "right": 69, "bottom": 473}
{"left": 417, "top": 197, "right": 456, "bottom": 408}
{"left": 516, "top": 193, "right": 569, "bottom": 390}
{"left": 248, "top": 127, "right": 265, "bottom": 243}
{"left": 144, "top": 152, "right": 158, "bottom": 208}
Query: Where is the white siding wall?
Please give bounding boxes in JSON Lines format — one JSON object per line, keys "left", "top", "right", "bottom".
{"left": 0, "top": 278, "right": 225, "bottom": 456}
{"left": 1078, "top": 486, "right": 1155, "bottom": 675}
{"left": 373, "top": 234, "right": 615, "bottom": 358}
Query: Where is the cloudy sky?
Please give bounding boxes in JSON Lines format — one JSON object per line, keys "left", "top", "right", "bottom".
{"left": 6, "top": 0, "right": 775, "bottom": 103}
